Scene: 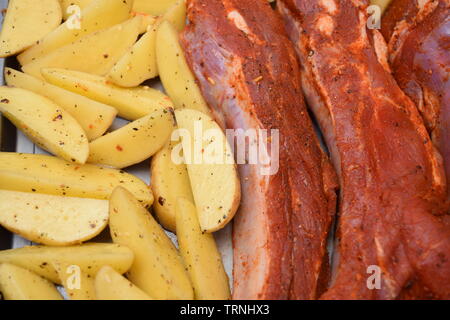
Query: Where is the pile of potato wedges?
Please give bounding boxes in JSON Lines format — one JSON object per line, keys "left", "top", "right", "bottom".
{"left": 0, "top": 0, "right": 240, "bottom": 300}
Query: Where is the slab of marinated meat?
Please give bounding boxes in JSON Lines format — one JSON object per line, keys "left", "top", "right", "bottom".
{"left": 278, "top": 0, "right": 450, "bottom": 299}
{"left": 382, "top": 0, "right": 450, "bottom": 198}
{"left": 181, "top": 0, "right": 338, "bottom": 299}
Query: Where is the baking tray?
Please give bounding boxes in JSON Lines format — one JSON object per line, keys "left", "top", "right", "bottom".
{"left": 0, "top": 0, "right": 233, "bottom": 294}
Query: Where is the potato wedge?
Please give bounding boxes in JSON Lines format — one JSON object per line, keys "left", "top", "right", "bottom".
{"left": 129, "top": 85, "right": 174, "bottom": 104}
{"left": 109, "top": 187, "right": 193, "bottom": 300}
{"left": 59, "top": 0, "right": 94, "bottom": 20}
{"left": 88, "top": 108, "right": 175, "bottom": 168}
{"left": 175, "top": 109, "right": 241, "bottom": 232}
{"left": 370, "top": 0, "right": 392, "bottom": 13}
{"left": 156, "top": 20, "right": 211, "bottom": 115}
{"left": 0, "top": 87, "right": 89, "bottom": 164}
{"left": 133, "top": 0, "right": 178, "bottom": 16}
{"left": 0, "top": 190, "right": 108, "bottom": 246}
{"left": 0, "top": 243, "right": 134, "bottom": 284}
{"left": 0, "top": 152, "right": 153, "bottom": 207}
{"left": 18, "top": 0, "right": 133, "bottom": 65}
{"left": 151, "top": 139, "right": 194, "bottom": 232}
{"left": 0, "top": 0, "right": 62, "bottom": 57}
{"left": 22, "top": 17, "right": 142, "bottom": 80}
{"left": 160, "top": 0, "right": 187, "bottom": 32}
{"left": 176, "top": 198, "right": 231, "bottom": 300}
{"left": 133, "top": 12, "right": 158, "bottom": 34}
{"left": 0, "top": 263, "right": 62, "bottom": 300}
{"left": 54, "top": 261, "right": 96, "bottom": 300}
{"left": 95, "top": 265, "right": 153, "bottom": 300}
{"left": 107, "top": 25, "right": 158, "bottom": 87}
{"left": 107, "top": 0, "right": 187, "bottom": 87}
{"left": 4, "top": 68, "right": 117, "bottom": 141}
{"left": 42, "top": 68, "right": 174, "bottom": 121}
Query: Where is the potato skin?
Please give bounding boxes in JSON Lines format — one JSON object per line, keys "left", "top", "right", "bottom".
{"left": 176, "top": 198, "right": 231, "bottom": 300}
{"left": 109, "top": 187, "right": 193, "bottom": 300}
